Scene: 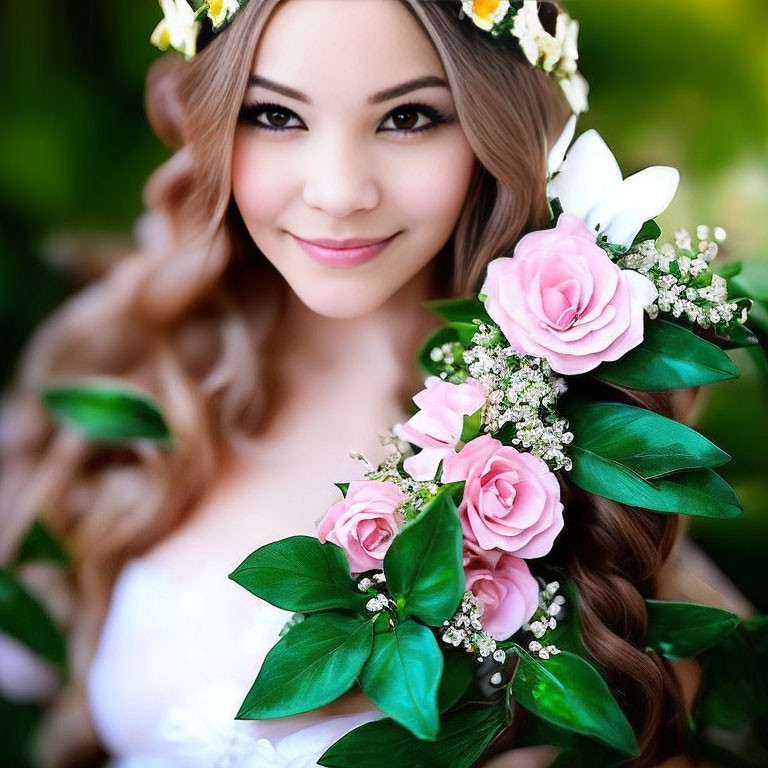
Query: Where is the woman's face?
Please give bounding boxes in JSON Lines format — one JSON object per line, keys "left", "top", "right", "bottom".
{"left": 231, "top": 0, "right": 476, "bottom": 318}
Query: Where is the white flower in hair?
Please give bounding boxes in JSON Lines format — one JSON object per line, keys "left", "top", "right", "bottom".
{"left": 150, "top": 0, "right": 200, "bottom": 60}
{"left": 548, "top": 129, "right": 681, "bottom": 248}
{"left": 461, "top": 0, "right": 512, "bottom": 32}
{"left": 512, "top": 1, "right": 561, "bottom": 71}
{"left": 207, "top": 0, "right": 241, "bottom": 30}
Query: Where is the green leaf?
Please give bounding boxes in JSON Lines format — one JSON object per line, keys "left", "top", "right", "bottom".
{"left": 42, "top": 380, "right": 171, "bottom": 443}
{"left": 425, "top": 296, "right": 492, "bottom": 326}
{"left": 0, "top": 568, "right": 66, "bottom": 669}
{"left": 12, "top": 519, "right": 69, "bottom": 568}
{"left": 438, "top": 650, "right": 476, "bottom": 712}
{"left": 645, "top": 600, "right": 739, "bottom": 659}
{"left": 334, "top": 482, "right": 350, "bottom": 498}
{"left": 593, "top": 319, "right": 740, "bottom": 390}
{"left": 697, "top": 617, "right": 768, "bottom": 730}
{"left": 511, "top": 647, "right": 639, "bottom": 757}
{"left": 229, "top": 536, "right": 364, "bottom": 614}
{"left": 631, "top": 219, "right": 662, "bottom": 246}
{"left": 237, "top": 613, "right": 373, "bottom": 719}
{"left": 569, "top": 461, "right": 742, "bottom": 519}
{"left": 384, "top": 488, "right": 464, "bottom": 626}
{"left": 459, "top": 408, "right": 482, "bottom": 444}
{"left": 566, "top": 401, "right": 729, "bottom": 480}
{"left": 360, "top": 621, "right": 442, "bottom": 740}
{"left": 565, "top": 401, "right": 742, "bottom": 517}
{"left": 318, "top": 704, "right": 506, "bottom": 768}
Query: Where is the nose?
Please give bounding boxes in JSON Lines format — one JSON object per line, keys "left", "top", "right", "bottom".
{"left": 301, "top": 132, "right": 380, "bottom": 218}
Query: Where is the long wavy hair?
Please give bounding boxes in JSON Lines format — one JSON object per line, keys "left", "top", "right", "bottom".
{"left": 0, "top": 1, "right": 689, "bottom": 765}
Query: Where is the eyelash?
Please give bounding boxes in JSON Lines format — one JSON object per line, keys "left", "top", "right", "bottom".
{"left": 237, "top": 101, "right": 451, "bottom": 136}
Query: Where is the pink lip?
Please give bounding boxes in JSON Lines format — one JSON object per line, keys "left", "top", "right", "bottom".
{"left": 291, "top": 232, "right": 399, "bottom": 268}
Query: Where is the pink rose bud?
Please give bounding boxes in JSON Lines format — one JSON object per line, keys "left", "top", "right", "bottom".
{"left": 317, "top": 480, "right": 406, "bottom": 574}
{"left": 481, "top": 212, "right": 658, "bottom": 375}
{"left": 463, "top": 547, "right": 539, "bottom": 640}
{"left": 400, "top": 377, "right": 487, "bottom": 481}
{"left": 444, "top": 435, "right": 564, "bottom": 558}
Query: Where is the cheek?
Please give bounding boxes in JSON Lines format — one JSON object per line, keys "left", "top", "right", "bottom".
{"left": 231, "top": 131, "right": 293, "bottom": 227}
{"left": 387, "top": 133, "right": 476, "bottom": 231}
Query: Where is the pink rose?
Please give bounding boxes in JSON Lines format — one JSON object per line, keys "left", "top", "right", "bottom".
{"left": 481, "top": 213, "right": 658, "bottom": 375}
{"left": 317, "top": 480, "right": 406, "bottom": 573}
{"left": 444, "top": 435, "right": 563, "bottom": 558}
{"left": 400, "top": 377, "right": 487, "bottom": 481}
{"left": 463, "top": 547, "right": 539, "bottom": 640}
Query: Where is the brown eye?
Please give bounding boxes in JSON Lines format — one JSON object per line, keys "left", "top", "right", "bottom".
{"left": 390, "top": 108, "right": 420, "bottom": 130}
{"left": 263, "top": 108, "right": 292, "bottom": 128}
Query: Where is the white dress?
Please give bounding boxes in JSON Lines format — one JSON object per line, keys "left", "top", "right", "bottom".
{"left": 86, "top": 556, "right": 380, "bottom": 767}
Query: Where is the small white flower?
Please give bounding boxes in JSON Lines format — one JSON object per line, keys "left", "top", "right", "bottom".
{"left": 207, "top": 0, "right": 241, "bottom": 30}
{"left": 558, "top": 71, "right": 590, "bottom": 116}
{"left": 150, "top": 0, "right": 200, "bottom": 60}
{"left": 512, "top": 1, "right": 560, "bottom": 71}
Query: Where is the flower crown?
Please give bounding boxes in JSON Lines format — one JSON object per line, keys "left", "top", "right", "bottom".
{"left": 150, "top": 0, "right": 589, "bottom": 114}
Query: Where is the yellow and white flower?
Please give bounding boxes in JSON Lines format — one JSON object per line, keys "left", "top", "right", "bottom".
{"left": 461, "top": 0, "right": 511, "bottom": 33}
{"left": 512, "top": 0, "right": 561, "bottom": 72}
{"left": 150, "top": 0, "right": 200, "bottom": 60}
{"left": 207, "top": 0, "right": 241, "bottom": 30}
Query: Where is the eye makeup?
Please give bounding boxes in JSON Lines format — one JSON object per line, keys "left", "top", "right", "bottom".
{"left": 237, "top": 101, "right": 453, "bottom": 136}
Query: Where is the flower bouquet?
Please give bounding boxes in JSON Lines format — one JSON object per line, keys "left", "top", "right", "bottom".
{"left": 228, "top": 120, "right": 765, "bottom": 767}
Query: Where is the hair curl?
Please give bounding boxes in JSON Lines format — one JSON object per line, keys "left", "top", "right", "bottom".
{"left": 0, "top": 1, "right": 690, "bottom": 765}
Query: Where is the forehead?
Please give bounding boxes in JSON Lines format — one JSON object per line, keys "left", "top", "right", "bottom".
{"left": 251, "top": 0, "right": 446, "bottom": 101}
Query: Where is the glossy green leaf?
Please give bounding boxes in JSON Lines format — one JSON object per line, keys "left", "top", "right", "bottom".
{"left": 0, "top": 568, "right": 66, "bottom": 669}
{"left": 360, "top": 621, "right": 442, "bottom": 740}
{"left": 437, "top": 650, "right": 475, "bottom": 712}
{"left": 237, "top": 613, "right": 373, "bottom": 719}
{"left": 384, "top": 488, "right": 464, "bottom": 626}
{"left": 594, "top": 319, "right": 740, "bottom": 390}
{"left": 229, "top": 536, "right": 364, "bottom": 614}
{"left": 511, "top": 647, "right": 639, "bottom": 757}
{"left": 513, "top": 716, "right": 624, "bottom": 768}
{"left": 318, "top": 704, "right": 506, "bottom": 768}
{"left": 426, "top": 296, "right": 492, "bottom": 326}
{"left": 12, "top": 519, "right": 69, "bottom": 568}
{"left": 567, "top": 401, "right": 729, "bottom": 479}
{"left": 570, "top": 461, "right": 742, "bottom": 518}
{"left": 645, "top": 600, "right": 739, "bottom": 660}
{"left": 631, "top": 219, "right": 662, "bottom": 246}
{"left": 565, "top": 402, "right": 742, "bottom": 517}
{"left": 42, "top": 380, "right": 171, "bottom": 443}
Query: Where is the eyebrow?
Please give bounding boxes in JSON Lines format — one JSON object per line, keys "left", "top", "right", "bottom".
{"left": 247, "top": 74, "right": 450, "bottom": 105}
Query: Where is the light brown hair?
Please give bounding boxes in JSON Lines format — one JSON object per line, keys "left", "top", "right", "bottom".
{"left": 0, "top": 1, "right": 686, "bottom": 765}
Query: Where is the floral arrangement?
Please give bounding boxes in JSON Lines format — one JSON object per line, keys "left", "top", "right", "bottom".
{"left": 225, "top": 118, "right": 764, "bottom": 766}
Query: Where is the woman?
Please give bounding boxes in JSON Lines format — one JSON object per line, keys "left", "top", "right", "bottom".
{"left": 0, "top": 1, "right": 752, "bottom": 766}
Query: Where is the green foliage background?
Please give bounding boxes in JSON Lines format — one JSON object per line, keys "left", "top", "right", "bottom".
{"left": 1, "top": 0, "right": 767, "bottom": 612}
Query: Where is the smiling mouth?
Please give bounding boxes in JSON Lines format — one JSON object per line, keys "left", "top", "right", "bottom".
{"left": 289, "top": 232, "right": 401, "bottom": 268}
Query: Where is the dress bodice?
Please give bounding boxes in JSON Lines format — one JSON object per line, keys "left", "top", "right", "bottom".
{"left": 86, "top": 555, "right": 378, "bottom": 767}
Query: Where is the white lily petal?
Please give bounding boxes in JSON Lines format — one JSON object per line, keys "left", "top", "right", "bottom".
{"left": 547, "top": 130, "right": 622, "bottom": 223}
{"left": 547, "top": 114, "right": 577, "bottom": 178}
{"left": 623, "top": 269, "right": 659, "bottom": 308}
{"left": 595, "top": 166, "right": 680, "bottom": 247}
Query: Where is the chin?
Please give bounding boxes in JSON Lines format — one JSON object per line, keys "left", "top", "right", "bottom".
{"left": 291, "top": 280, "right": 394, "bottom": 319}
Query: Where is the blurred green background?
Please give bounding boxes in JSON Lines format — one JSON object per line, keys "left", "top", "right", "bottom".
{"left": 1, "top": 0, "right": 767, "bottom": 613}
